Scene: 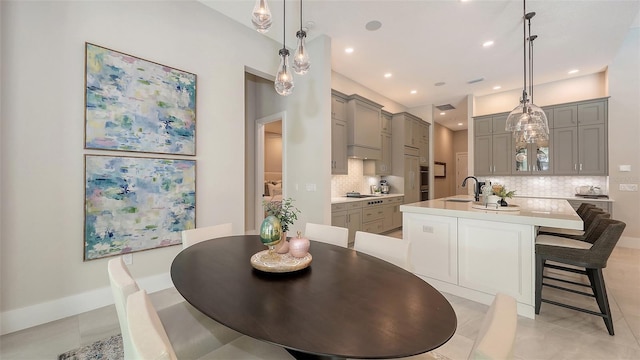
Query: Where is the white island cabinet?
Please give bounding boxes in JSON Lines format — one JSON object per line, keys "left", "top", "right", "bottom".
{"left": 402, "top": 196, "right": 582, "bottom": 318}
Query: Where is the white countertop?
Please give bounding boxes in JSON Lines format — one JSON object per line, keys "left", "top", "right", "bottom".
{"left": 514, "top": 194, "right": 613, "bottom": 203}
{"left": 331, "top": 193, "right": 404, "bottom": 204}
{"left": 401, "top": 195, "right": 583, "bottom": 230}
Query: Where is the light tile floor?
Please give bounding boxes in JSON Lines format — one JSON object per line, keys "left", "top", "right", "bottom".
{"left": 1, "top": 242, "right": 638, "bottom": 360}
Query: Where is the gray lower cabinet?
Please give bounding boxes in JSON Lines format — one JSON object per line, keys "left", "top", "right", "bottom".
{"left": 331, "top": 202, "right": 362, "bottom": 247}
{"left": 332, "top": 196, "right": 404, "bottom": 246}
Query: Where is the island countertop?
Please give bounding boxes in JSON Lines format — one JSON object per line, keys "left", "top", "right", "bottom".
{"left": 401, "top": 195, "right": 582, "bottom": 230}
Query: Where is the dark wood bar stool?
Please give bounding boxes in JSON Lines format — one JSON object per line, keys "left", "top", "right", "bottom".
{"left": 535, "top": 218, "right": 626, "bottom": 335}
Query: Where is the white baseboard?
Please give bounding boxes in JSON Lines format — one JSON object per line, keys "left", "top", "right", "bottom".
{"left": 617, "top": 235, "right": 640, "bottom": 249}
{"left": 0, "top": 272, "right": 173, "bottom": 336}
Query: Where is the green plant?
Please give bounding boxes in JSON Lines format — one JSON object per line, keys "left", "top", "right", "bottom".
{"left": 492, "top": 185, "right": 516, "bottom": 199}
{"left": 263, "top": 197, "right": 301, "bottom": 233}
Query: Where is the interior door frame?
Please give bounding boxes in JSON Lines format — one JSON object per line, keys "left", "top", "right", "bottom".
{"left": 255, "top": 111, "right": 287, "bottom": 232}
{"left": 456, "top": 152, "right": 469, "bottom": 195}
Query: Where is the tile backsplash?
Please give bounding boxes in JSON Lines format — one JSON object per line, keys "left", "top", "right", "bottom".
{"left": 331, "top": 159, "right": 380, "bottom": 197}
{"left": 331, "top": 159, "right": 609, "bottom": 199}
{"left": 481, "top": 176, "right": 608, "bottom": 197}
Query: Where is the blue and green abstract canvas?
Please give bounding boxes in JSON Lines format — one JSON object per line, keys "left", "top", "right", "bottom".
{"left": 85, "top": 43, "right": 196, "bottom": 155}
{"left": 84, "top": 155, "right": 196, "bottom": 260}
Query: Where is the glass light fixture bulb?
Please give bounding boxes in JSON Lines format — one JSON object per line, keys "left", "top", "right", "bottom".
{"left": 275, "top": 48, "right": 294, "bottom": 96}
{"left": 292, "top": 30, "right": 311, "bottom": 75}
{"left": 252, "top": 0, "right": 272, "bottom": 33}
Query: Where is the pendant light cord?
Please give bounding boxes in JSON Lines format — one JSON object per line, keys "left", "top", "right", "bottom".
{"left": 283, "top": 1, "right": 286, "bottom": 48}
{"left": 299, "top": 0, "right": 303, "bottom": 31}
{"left": 522, "top": 0, "right": 527, "bottom": 105}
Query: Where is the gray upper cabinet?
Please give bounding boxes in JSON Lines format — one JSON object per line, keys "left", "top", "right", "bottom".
{"left": 346, "top": 95, "right": 383, "bottom": 159}
{"left": 553, "top": 99, "right": 608, "bottom": 175}
{"left": 476, "top": 98, "right": 607, "bottom": 176}
{"left": 331, "top": 91, "right": 348, "bottom": 122}
{"left": 364, "top": 110, "right": 394, "bottom": 176}
{"left": 474, "top": 113, "right": 511, "bottom": 176}
{"left": 553, "top": 104, "right": 578, "bottom": 128}
{"left": 331, "top": 90, "right": 349, "bottom": 174}
{"left": 381, "top": 110, "right": 393, "bottom": 134}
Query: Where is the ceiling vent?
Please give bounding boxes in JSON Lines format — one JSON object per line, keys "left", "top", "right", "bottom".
{"left": 436, "top": 104, "right": 456, "bottom": 111}
{"left": 467, "top": 77, "right": 485, "bottom": 84}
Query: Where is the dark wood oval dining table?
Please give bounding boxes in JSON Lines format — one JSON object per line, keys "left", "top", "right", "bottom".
{"left": 171, "top": 235, "right": 457, "bottom": 360}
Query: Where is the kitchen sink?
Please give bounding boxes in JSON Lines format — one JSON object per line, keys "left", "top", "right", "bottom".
{"left": 443, "top": 197, "right": 474, "bottom": 202}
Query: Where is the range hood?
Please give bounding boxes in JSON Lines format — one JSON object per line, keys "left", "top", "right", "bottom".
{"left": 348, "top": 145, "right": 381, "bottom": 159}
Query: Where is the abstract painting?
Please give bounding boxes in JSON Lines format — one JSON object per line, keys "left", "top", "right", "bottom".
{"left": 85, "top": 43, "right": 196, "bottom": 155}
{"left": 84, "top": 155, "right": 196, "bottom": 260}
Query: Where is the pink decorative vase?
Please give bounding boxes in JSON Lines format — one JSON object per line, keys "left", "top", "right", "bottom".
{"left": 289, "top": 231, "right": 310, "bottom": 258}
{"left": 276, "top": 232, "right": 289, "bottom": 253}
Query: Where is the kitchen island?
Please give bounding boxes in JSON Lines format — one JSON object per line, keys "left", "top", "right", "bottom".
{"left": 401, "top": 195, "right": 582, "bottom": 318}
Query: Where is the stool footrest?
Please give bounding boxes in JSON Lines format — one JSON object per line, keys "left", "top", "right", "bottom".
{"left": 541, "top": 298, "right": 606, "bottom": 318}
{"left": 542, "top": 281, "right": 595, "bottom": 297}
{"left": 545, "top": 263, "right": 587, "bottom": 275}
{"left": 543, "top": 275, "right": 591, "bottom": 288}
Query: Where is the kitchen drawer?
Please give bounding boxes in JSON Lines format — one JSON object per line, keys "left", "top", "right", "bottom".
{"left": 362, "top": 206, "right": 385, "bottom": 223}
{"left": 362, "top": 219, "right": 384, "bottom": 234}
{"left": 332, "top": 201, "right": 363, "bottom": 212}
{"left": 384, "top": 196, "right": 404, "bottom": 205}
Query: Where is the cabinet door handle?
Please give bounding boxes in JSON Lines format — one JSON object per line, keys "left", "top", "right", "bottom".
{"left": 574, "top": 164, "right": 577, "bottom": 171}
{"left": 580, "top": 164, "right": 583, "bottom": 171}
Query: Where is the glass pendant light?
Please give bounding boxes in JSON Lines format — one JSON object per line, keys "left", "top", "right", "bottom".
{"left": 252, "top": 0, "right": 272, "bottom": 33}
{"left": 274, "top": 1, "right": 294, "bottom": 96}
{"left": 292, "top": 0, "right": 311, "bottom": 75}
{"left": 505, "top": 0, "right": 548, "bottom": 143}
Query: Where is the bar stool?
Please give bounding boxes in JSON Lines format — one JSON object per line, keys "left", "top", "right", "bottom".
{"left": 538, "top": 207, "right": 607, "bottom": 239}
{"left": 535, "top": 218, "right": 626, "bottom": 335}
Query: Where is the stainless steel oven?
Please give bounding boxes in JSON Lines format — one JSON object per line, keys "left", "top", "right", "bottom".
{"left": 420, "top": 166, "right": 429, "bottom": 201}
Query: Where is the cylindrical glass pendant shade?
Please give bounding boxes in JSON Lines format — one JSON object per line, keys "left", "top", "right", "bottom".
{"left": 275, "top": 48, "right": 294, "bottom": 96}
{"left": 252, "top": 0, "right": 272, "bottom": 33}
{"left": 292, "top": 30, "right": 311, "bottom": 75}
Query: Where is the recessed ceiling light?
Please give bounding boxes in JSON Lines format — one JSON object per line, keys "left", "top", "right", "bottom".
{"left": 434, "top": 82, "right": 446, "bottom": 86}
{"left": 493, "top": 85, "right": 502, "bottom": 90}
{"left": 458, "top": 122, "right": 464, "bottom": 126}
{"left": 410, "top": 90, "right": 417, "bottom": 94}
{"left": 365, "top": 20, "right": 382, "bottom": 31}
{"left": 568, "top": 69, "right": 579, "bottom": 74}
{"left": 440, "top": 112, "right": 446, "bottom": 115}
{"left": 384, "top": 73, "right": 392, "bottom": 78}
{"left": 345, "top": 47, "right": 354, "bottom": 54}
{"left": 483, "top": 41, "right": 494, "bottom": 48}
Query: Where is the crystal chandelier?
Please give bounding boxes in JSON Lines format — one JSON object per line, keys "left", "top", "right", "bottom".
{"left": 505, "top": 0, "right": 549, "bottom": 143}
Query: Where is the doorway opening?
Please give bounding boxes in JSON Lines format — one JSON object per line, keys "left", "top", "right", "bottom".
{"left": 255, "top": 115, "right": 285, "bottom": 232}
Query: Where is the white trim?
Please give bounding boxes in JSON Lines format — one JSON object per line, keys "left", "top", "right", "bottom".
{"left": 0, "top": 272, "right": 173, "bottom": 335}
{"left": 617, "top": 235, "right": 640, "bottom": 249}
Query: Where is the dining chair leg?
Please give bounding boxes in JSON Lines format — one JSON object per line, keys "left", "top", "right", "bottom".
{"left": 589, "top": 267, "right": 614, "bottom": 335}
{"left": 535, "top": 255, "right": 545, "bottom": 314}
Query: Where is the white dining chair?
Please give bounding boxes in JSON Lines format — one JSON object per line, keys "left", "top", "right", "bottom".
{"left": 108, "top": 257, "right": 241, "bottom": 359}
{"left": 127, "top": 289, "right": 296, "bottom": 360}
{"left": 181, "top": 223, "right": 233, "bottom": 249}
{"left": 389, "top": 293, "right": 518, "bottom": 360}
{"left": 467, "top": 293, "right": 518, "bottom": 360}
{"left": 305, "top": 222, "right": 349, "bottom": 248}
{"left": 354, "top": 231, "right": 411, "bottom": 270}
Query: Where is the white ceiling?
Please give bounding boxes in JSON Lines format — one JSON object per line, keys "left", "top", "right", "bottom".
{"left": 201, "top": 0, "right": 640, "bottom": 130}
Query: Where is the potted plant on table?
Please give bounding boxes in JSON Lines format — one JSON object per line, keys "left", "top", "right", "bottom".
{"left": 262, "top": 197, "right": 301, "bottom": 252}
{"left": 491, "top": 184, "right": 516, "bottom": 206}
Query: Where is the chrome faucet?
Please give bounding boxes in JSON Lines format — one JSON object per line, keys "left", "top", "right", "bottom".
{"left": 461, "top": 176, "right": 485, "bottom": 202}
